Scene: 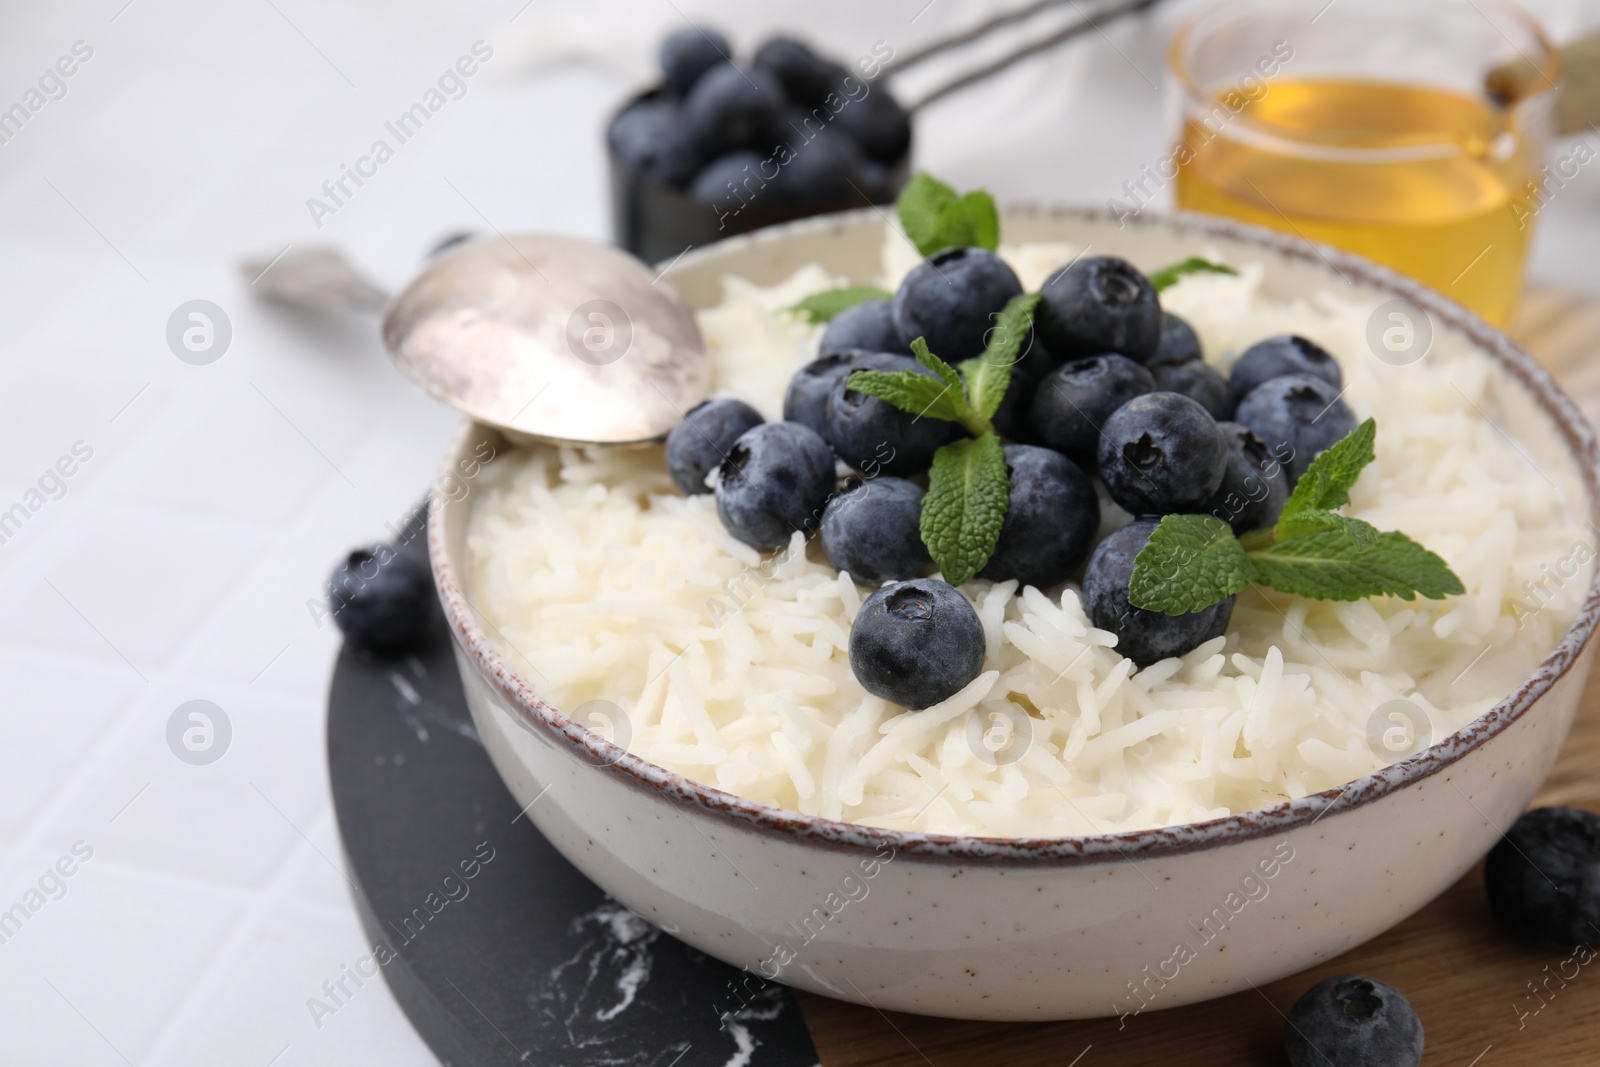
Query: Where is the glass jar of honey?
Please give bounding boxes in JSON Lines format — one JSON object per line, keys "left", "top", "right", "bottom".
{"left": 1166, "top": 0, "right": 1560, "bottom": 328}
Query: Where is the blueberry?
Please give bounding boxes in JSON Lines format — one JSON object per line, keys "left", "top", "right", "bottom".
{"left": 1082, "top": 519, "right": 1234, "bottom": 666}
{"left": 849, "top": 579, "right": 986, "bottom": 709}
{"left": 831, "top": 86, "right": 911, "bottom": 163}
{"left": 1230, "top": 334, "right": 1341, "bottom": 402}
{"left": 754, "top": 36, "right": 847, "bottom": 107}
{"left": 1150, "top": 311, "right": 1202, "bottom": 367}
{"left": 665, "top": 398, "right": 765, "bottom": 495}
{"left": 1485, "top": 806, "right": 1600, "bottom": 949}
{"left": 1284, "top": 975, "right": 1424, "bottom": 1067}
{"left": 690, "top": 151, "right": 770, "bottom": 210}
{"left": 818, "top": 300, "right": 908, "bottom": 357}
{"left": 977, "top": 445, "right": 1099, "bottom": 589}
{"left": 773, "top": 127, "right": 866, "bottom": 204}
{"left": 1097, "top": 393, "right": 1228, "bottom": 515}
{"left": 989, "top": 344, "right": 1047, "bottom": 440}
{"left": 660, "top": 26, "right": 731, "bottom": 97}
{"left": 683, "top": 64, "right": 787, "bottom": 154}
{"left": 715, "top": 422, "right": 836, "bottom": 551}
{"left": 829, "top": 351, "right": 961, "bottom": 477}
{"left": 1235, "top": 373, "right": 1357, "bottom": 484}
{"left": 821, "top": 477, "right": 929, "bottom": 584}
{"left": 892, "top": 247, "right": 1023, "bottom": 362}
{"left": 783, "top": 348, "right": 868, "bottom": 442}
{"left": 1027, "top": 355, "right": 1156, "bottom": 465}
{"left": 1035, "top": 255, "right": 1161, "bottom": 364}
{"left": 327, "top": 546, "right": 434, "bottom": 653}
{"left": 1203, "top": 422, "right": 1290, "bottom": 533}
{"left": 1152, "top": 359, "right": 1233, "bottom": 421}
{"left": 608, "top": 98, "right": 704, "bottom": 186}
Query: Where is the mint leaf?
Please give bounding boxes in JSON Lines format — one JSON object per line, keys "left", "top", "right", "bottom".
{"left": 1277, "top": 417, "right": 1375, "bottom": 533}
{"left": 920, "top": 434, "right": 1009, "bottom": 586}
{"left": 846, "top": 369, "right": 971, "bottom": 425}
{"left": 957, "top": 190, "right": 999, "bottom": 251}
{"left": 1128, "top": 515, "right": 1252, "bottom": 615}
{"left": 1247, "top": 528, "right": 1465, "bottom": 601}
{"left": 1148, "top": 257, "right": 1238, "bottom": 291}
{"left": 896, "top": 172, "right": 1001, "bottom": 257}
{"left": 790, "top": 285, "right": 892, "bottom": 324}
{"left": 960, "top": 293, "right": 1040, "bottom": 420}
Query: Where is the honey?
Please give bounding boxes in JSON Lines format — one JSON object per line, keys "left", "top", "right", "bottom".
{"left": 1175, "top": 79, "right": 1536, "bottom": 327}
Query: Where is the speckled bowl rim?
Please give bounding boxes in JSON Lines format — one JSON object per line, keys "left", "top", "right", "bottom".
{"left": 429, "top": 204, "right": 1600, "bottom": 867}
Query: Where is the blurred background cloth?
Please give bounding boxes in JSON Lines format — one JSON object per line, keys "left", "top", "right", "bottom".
{"left": 1, "top": 1, "right": 1598, "bottom": 1064}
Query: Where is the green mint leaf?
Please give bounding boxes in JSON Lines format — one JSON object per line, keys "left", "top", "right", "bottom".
{"left": 1147, "top": 257, "right": 1238, "bottom": 292}
{"left": 909, "top": 338, "right": 992, "bottom": 436}
{"left": 897, "top": 173, "right": 961, "bottom": 258}
{"left": 960, "top": 293, "right": 1040, "bottom": 420}
{"left": 845, "top": 369, "right": 971, "bottom": 425}
{"left": 1246, "top": 528, "right": 1465, "bottom": 602}
{"left": 896, "top": 172, "right": 1001, "bottom": 257}
{"left": 789, "top": 285, "right": 893, "bottom": 324}
{"left": 920, "top": 433, "right": 1009, "bottom": 586}
{"left": 1277, "top": 417, "right": 1376, "bottom": 533}
{"left": 957, "top": 190, "right": 999, "bottom": 251}
{"left": 1128, "top": 514, "right": 1253, "bottom": 615}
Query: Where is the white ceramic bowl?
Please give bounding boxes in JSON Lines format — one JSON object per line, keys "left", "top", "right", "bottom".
{"left": 429, "top": 208, "right": 1600, "bottom": 1021}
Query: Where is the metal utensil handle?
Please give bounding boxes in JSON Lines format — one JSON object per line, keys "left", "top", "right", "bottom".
{"left": 895, "top": 0, "right": 1168, "bottom": 112}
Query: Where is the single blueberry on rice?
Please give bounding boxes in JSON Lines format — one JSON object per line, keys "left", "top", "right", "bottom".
{"left": 820, "top": 477, "right": 929, "bottom": 584}
{"left": 1485, "top": 806, "right": 1600, "bottom": 949}
{"left": 608, "top": 98, "right": 705, "bottom": 185}
{"left": 1096, "top": 392, "right": 1229, "bottom": 516}
{"left": 1235, "top": 373, "right": 1358, "bottom": 483}
{"left": 1151, "top": 359, "right": 1233, "bottom": 421}
{"left": 1027, "top": 354, "right": 1156, "bottom": 465}
{"left": 818, "top": 299, "right": 908, "bottom": 356}
{"left": 1082, "top": 519, "right": 1234, "bottom": 666}
{"left": 783, "top": 349, "right": 867, "bottom": 442}
{"left": 1203, "top": 421, "right": 1290, "bottom": 533}
{"left": 714, "top": 421, "right": 836, "bottom": 551}
{"left": 977, "top": 445, "right": 1100, "bottom": 590}
{"left": 1229, "top": 334, "right": 1342, "bottom": 402}
{"left": 665, "top": 398, "right": 765, "bottom": 495}
{"left": 1284, "top": 975, "right": 1424, "bottom": 1067}
{"left": 1150, "top": 311, "right": 1203, "bottom": 367}
{"left": 659, "top": 26, "right": 731, "bottom": 96}
{"left": 1034, "top": 255, "right": 1162, "bottom": 364}
{"left": 682, "top": 64, "right": 787, "bottom": 154}
{"left": 829, "top": 351, "right": 961, "bottom": 476}
{"left": 891, "top": 246, "right": 1023, "bottom": 361}
{"left": 327, "top": 547, "right": 434, "bottom": 653}
{"left": 849, "top": 579, "right": 986, "bottom": 710}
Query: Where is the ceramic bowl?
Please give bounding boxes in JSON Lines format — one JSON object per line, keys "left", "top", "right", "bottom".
{"left": 428, "top": 207, "right": 1600, "bottom": 1021}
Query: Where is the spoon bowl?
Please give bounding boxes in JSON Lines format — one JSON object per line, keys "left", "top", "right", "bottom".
{"left": 381, "top": 233, "right": 709, "bottom": 446}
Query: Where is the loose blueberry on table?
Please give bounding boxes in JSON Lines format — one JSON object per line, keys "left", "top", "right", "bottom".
{"left": 326, "top": 546, "right": 434, "bottom": 654}
{"left": 1485, "top": 806, "right": 1600, "bottom": 949}
{"left": 1284, "top": 974, "right": 1424, "bottom": 1067}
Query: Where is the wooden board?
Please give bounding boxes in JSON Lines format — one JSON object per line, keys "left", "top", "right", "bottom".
{"left": 796, "top": 288, "right": 1600, "bottom": 1067}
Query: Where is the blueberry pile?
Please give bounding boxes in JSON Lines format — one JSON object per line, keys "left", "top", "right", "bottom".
{"left": 609, "top": 27, "right": 909, "bottom": 213}
{"left": 664, "top": 246, "right": 1362, "bottom": 707}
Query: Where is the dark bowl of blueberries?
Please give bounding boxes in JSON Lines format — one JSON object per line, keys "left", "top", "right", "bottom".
{"left": 607, "top": 26, "right": 912, "bottom": 264}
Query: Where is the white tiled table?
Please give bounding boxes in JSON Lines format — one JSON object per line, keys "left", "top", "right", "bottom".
{"left": 2, "top": 1, "right": 1597, "bottom": 1063}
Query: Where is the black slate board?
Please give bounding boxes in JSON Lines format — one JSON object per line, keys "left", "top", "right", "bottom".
{"left": 326, "top": 513, "right": 822, "bottom": 1066}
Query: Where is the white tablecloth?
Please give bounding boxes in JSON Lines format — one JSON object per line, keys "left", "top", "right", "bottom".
{"left": 2, "top": 0, "right": 1596, "bottom": 1062}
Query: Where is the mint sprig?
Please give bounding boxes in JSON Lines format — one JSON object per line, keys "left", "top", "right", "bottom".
{"left": 1148, "top": 257, "right": 1237, "bottom": 291}
{"left": 790, "top": 284, "right": 892, "bottom": 324}
{"left": 897, "top": 172, "right": 999, "bottom": 259}
{"left": 1129, "top": 418, "right": 1465, "bottom": 615}
{"left": 841, "top": 294, "right": 1042, "bottom": 583}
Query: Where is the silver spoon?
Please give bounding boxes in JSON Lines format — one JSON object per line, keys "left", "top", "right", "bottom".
{"left": 241, "top": 234, "right": 710, "bottom": 447}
